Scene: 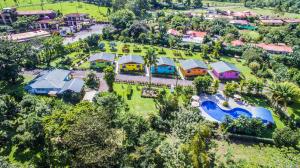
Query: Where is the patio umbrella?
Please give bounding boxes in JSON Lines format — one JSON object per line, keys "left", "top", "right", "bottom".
{"left": 191, "top": 101, "right": 200, "bottom": 107}
{"left": 192, "top": 95, "right": 200, "bottom": 101}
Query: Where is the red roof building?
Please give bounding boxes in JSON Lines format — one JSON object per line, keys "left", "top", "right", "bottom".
{"left": 186, "top": 31, "right": 207, "bottom": 38}
{"left": 167, "top": 29, "right": 181, "bottom": 36}
{"left": 256, "top": 43, "right": 293, "bottom": 54}
{"left": 231, "top": 40, "right": 245, "bottom": 47}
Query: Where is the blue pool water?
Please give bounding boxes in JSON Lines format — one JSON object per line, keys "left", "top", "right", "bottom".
{"left": 201, "top": 101, "right": 252, "bottom": 122}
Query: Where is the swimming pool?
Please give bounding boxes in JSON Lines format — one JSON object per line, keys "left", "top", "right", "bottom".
{"left": 201, "top": 101, "right": 252, "bottom": 122}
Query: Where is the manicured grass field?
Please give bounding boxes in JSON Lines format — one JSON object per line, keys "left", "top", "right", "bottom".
{"left": 213, "top": 140, "right": 300, "bottom": 167}
{"left": 114, "top": 83, "right": 158, "bottom": 117}
{"left": 1, "top": 1, "right": 108, "bottom": 21}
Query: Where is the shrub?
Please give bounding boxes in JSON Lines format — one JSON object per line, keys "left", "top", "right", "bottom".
{"left": 222, "top": 101, "right": 229, "bottom": 107}
{"left": 272, "top": 127, "right": 300, "bottom": 148}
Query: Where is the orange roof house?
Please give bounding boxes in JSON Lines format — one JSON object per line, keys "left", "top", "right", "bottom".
{"left": 256, "top": 43, "right": 293, "bottom": 54}
{"left": 186, "top": 31, "right": 207, "bottom": 38}
{"left": 179, "top": 59, "right": 208, "bottom": 78}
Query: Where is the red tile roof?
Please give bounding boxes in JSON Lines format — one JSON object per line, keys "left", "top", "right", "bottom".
{"left": 256, "top": 43, "right": 293, "bottom": 53}
{"left": 186, "top": 31, "right": 207, "bottom": 38}
{"left": 167, "top": 29, "right": 181, "bottom": 36}
{"left": 231, "top": 40, "right": 245, "bottom": 47}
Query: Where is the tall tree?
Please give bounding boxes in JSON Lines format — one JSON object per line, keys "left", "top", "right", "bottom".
{"left": 144, "top": 48, "right": 158, "bottom": 87}
{"left": 39, "top": 36, "right": 64, "bottom": 67}
{"left": 104, "top": 66, "right": 116, "bottom": 92}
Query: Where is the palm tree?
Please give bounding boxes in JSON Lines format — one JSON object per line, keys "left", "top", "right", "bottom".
{"left": 268, "top": 82, "right": 300, "bottom": 110}
{"left": 144, "top": 48, "right": 158, "bottom": 88}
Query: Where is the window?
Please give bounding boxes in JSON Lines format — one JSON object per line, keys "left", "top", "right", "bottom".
{"left": 187, "top": 70, "right": 191, "bottom": 73}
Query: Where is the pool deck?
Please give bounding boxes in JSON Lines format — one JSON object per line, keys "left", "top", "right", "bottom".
{"left": 198, "top": 92, "right": 256, "bottom": 122}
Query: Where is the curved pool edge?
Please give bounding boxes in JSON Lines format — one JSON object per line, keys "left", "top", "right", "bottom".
{"left": 199, "top": 100, "right": 274, "bottom": 124}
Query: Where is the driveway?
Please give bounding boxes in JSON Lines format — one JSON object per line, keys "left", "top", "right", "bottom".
{"left": 63, "top": 24, "right": 109, "bottom": 45}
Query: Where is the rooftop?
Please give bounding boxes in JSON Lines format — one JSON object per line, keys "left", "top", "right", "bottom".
{"left": 210, "top": 61, "right": 240, "bottom": 73}
{"left": 186, "top": 31, "right": 207, "bottom": 38}
{"left": 157, "top": 57, "right": 175, "bottom": 66}
{"left": 17, "top": 10, "right": 55, "bottom": 15}
{"left": 230, "top": 20, "right": 249, "bottom": 25}
{"left": 88, "top": 52, "right": 115, "bottom": 62}
{"left": 1, "top": 30, "right": 51, "bottom": 42}
{"left": 179, "top": 59, "right": 208, "bottom": 70}
{"left": 167, "top": 29, "right": 181, "bottom": 36}
{"left": 118, "top": 55, "right": 144, "bottom": 64}
{"left": 64, "top": 13, "right": 88, "bottom": 17}
{"left": 256, "top": 43, "right": 293, "bottom": 53}
{"left": 30, "top": 69, "right": 71, "bottom": 89}
{"left": 231, "top": 40, "right": 245, "bottom": 47}
{"left": 260, "top": 19, "right": 284, "bottom": 24}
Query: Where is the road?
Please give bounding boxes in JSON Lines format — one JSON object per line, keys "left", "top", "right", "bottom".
{"left": 21, "top": 69, "right": 194, "bottom": 88}
{"left": 63, "top": 24, "right": 109, "bottom": 45}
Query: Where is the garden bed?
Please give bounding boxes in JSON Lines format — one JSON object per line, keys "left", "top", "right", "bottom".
{"left": 141, "top": 87, "right": 159, "bottom": 98}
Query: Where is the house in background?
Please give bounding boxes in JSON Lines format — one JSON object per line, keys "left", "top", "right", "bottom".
{"left": 17, "top": 10, "right": 57, "bottom": 20}
{"left": 182, "top": 30, "right": 207, "bottom": 44}
{"left": 63, "top": 13, "right": 93, "bottom": 31}
{"left": 118, "top": 55, "right": 144, "bottom": 72}
{"left": 179, "top": 59, "right": 208, "bottom": 78}
{"left": 88, "top": 52, "right": 116, "bottom": 70}
{"left": 25, "top": 69, "right": 84, "bottom": 95}
{"left": 210, "top": 61, "right": 240, "bottom": 80}
{"left": 151, "top": 57, "right": 176, "bottom": 75}
{"left": 283, "top": 19, "right": 300, "bottom": 24}
{"left": 260, "top": 19, "right": 284, "bottom": 26}
{"left": 36, "top": 19, "right": 60, "bottom": 31}
{"left": 167, "top": 29, "right": 182, "bottom": 36}
{"left": 0, "top": 7, "right": 17, "bottom": 25}
{"left": 256, "top": 43, "right": 293, "bottom": 54}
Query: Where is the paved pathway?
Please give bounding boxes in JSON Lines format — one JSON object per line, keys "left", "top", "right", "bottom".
{"left": 63, "top": 24, "right": 109, "bottom": 45}
{"left": 22, "top": 70, "right": 193, "bottom": 87}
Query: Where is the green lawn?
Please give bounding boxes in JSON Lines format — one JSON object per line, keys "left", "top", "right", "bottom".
{"left": 213, "top": 140, "right": 300, "bottom": 167}
{"left": 114, "top": 83, "right": 158, "bottom": 117}
{"left": 1, "top": 1, "right": 108, "bottom": 21}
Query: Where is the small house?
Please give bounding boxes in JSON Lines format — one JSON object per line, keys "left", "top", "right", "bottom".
{"left": 256, "top": 43, "right": 293, "bottom": 54}
{"left": 210, "top": 61, "right": 240, "bottom": 80}
{"left": 167, "top": 29, "right": 181, "bottom": 36}
{"left": 118, "top": 55, "right": 144, "bottom": 72}
{"left": 179, "top": 59, "right": 208, "bottom": 78}
{"left": 63, "top": 13, "right": 93, "bottom": 30}
{"left": 25, "top": 69, "right": 84, "bottom": 95}
{"left": 183, "top": 31, "right": 207, "bottom": 44}
{"left": 151, "top": 57, "right": 176, "bottom": 75}
{"left": 88, "top": 52, "right": 115, "bottom": 70}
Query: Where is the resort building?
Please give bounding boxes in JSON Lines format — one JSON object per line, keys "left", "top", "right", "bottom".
{"left": 260, "top": 19, "right": 284, "bottom": 26}
{"left": 118, "top": 55, "right": 144, "bottom": 72}
{"left": 229, "top": 11, "right": 256, "bottom": 19}
{"left": 88, "top": 52, "right": 116, "bottom": 70}
{"left": 17, "top": 10, "right": 57, "bottom": 20}
{"left": 179, "top": 59, "right": 208, "bottom": 78}
{"left": 210, "top": 61, "right": 240, "bottom": 80}
{"left": 151, "top": 57, "right": 176, "bottom": 75}
{"left": 63, "top": 13, "right": 93, "bottom": 29}
{"left": 25, "top": 69, "right": 84, "bottom": 95}
{"left": 1, "top": 30, "right": 51, "bottom": 42}
{"left": 0, "top": 7, "right": 17, "bottom": 25}
{"left": 256, "top": 43, "right": 293, "bottom": 54}
{"left": 36, "top": 19, "right": 60, "bottom": 31}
